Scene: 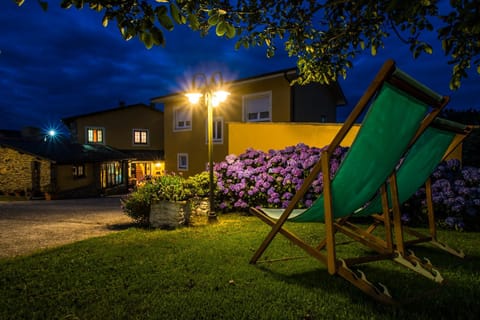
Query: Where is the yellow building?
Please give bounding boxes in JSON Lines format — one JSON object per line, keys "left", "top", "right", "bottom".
{"left": 62, "top": 103, "right": 165, "bottom": 185}
{"left": 151, "top": 69, "right": 346, "bottom": 176}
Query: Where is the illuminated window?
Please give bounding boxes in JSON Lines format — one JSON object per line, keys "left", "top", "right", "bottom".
{"left": 174, "top": 107, "right": 192, "bottom": 131}
{"left": 177, "top": 153, "right": 188, "bottom": 171}
{"left": 86, "top": 127, "right": 104, "bottom": 144}
{"left": 205, "top": 117, "right": 223, "bottom": 144}
{"left": 133, "top": 129, "right": 149, "bottom": 145}
{"left": 72, "top": 164, "right": 86, "bottom": 178}
{"left": 100, "top": 161, "right": 123, "bottom": 188}
{"left": 243, "top": 91, "right": 272, "bottom": 122}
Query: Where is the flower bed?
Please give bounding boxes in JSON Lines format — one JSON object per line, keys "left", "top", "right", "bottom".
{"left": 405, "top": 159, "right": 480, "bottom": 230}
{"left": 214, "top": 143, "right": 348, "bottom": 211}
{"left": 215, "top": 143, "right": 480, "bottom": 231}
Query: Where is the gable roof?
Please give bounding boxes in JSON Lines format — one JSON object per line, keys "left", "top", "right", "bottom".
{"left": 0, "top": 137, "right": 133, "bottom": 164}
{"left": 62, "top": 103, "right": 163, "bottom": 125}
{"left": 150, "top": 67, "right": 347, "bottom": 106}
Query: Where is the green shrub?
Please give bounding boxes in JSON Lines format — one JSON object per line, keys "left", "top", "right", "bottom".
{"left": 154, "top": 173, "right": 187, "bottom": 201}
{"left": 120, "top": 182, "right": 157, "bottom": 226}
{"left": 184, "top": 171, "right": 211, "bottom": 198}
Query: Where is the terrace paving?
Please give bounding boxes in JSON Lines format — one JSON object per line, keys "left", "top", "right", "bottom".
{"left": 0, "top": 196, "right": 133, "bottom": 258}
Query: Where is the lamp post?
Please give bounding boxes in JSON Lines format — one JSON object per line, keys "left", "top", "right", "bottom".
{"left": 186, "top": 72, "right": 229, "bottom": 222}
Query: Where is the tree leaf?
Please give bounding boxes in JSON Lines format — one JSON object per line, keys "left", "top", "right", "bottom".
{"left": 60, "top": 0, "right": 72, "bottom": 9}
{"left": 156, "top": 6, "right": 174, "bottom": 31}
{"left": 38, "top": 1, "right": 48, "bottom": 11}
{"left": 371, "top": 45, "right": 377, "bottom": 56}
{"left": 216, "top": 21, "right": 227, "bottom": 37}
{"left": 225, "top": 23, "right": 236, "bottom": 39}
{"left": 141, "top": 31, "right": 153, "bottom": 49}
{"left": 208, "top": 14, "right": 219, "bottom": 26}
{"left": 188, "top": 14, "right": 200, "bottom": 30}
{"left": 424, "top": 44, "right": 433, "bottom": 54}
{"left": 151, "top": 28, "right": 165, "bottom": 46}
{"left": 102, "top": 15, "right": 109, "bottom": 28}
{"left": 170, "top": 3, "right": 185, "bottom": 25}
{"left": 74, "top": 0, "right": 84, "bottom": 9}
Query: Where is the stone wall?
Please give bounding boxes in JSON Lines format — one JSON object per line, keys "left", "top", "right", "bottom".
{"left": 0, "top": 146, "right": 51, "bottom": 194}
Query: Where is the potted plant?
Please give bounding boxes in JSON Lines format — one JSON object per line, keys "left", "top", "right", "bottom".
{"left": 149, "top": 173, "right": 191, "bottom": 229}
{"left": 121, "top": 172, "right": 216, "bottom": 228}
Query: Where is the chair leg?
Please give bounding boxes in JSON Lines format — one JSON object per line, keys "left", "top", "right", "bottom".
{"left": 401, "top": 178, "right": 465, "bottom": 258}
{"left": 322, "top": 154, "right": 337, "bottom": 275}
{"left": 390, "top": 174, "right": 406, "bottom": 255}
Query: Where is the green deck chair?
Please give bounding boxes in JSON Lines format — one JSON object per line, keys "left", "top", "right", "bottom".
{"left": 313, "top": 118, "right": 472, "bottom": 284}
{"left": 249, "top": 59, "right": 448, "bottom": 304}
{"left": 350, "top": 118, "right": 472, "bottom": 257}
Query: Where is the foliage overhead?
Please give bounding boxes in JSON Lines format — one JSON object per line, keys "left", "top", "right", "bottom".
{"left": 16, "top": 0, "right": 480, "bottom": 89}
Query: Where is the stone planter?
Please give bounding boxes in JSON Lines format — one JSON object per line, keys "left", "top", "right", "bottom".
{"left": 150, "top": 200, "right": 189, "bottom": 229}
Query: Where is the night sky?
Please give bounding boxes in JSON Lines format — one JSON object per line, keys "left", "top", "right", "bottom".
{"left": 1, "top": 1, "right": 478, "bottom": 133}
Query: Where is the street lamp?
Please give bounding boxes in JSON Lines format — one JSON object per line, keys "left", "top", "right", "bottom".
{"left": 186, "top": 72, "right": 230, "bottom": 222}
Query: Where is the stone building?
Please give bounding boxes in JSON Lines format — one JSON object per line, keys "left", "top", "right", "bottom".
{"left": 0, "top": 132, "right": 132, "bottom": 199}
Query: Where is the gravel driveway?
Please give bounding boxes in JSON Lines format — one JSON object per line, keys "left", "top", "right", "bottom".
{"left": 0, "top": 197, "right": 133, "bottom": 258}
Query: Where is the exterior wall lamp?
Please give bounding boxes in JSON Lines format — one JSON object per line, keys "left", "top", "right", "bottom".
{"left": 186, "top": 72, "right": 230, "bottom": 222}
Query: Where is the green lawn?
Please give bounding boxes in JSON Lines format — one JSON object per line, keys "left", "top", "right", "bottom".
{"left": 1, "top": 214, "right": 479, "bottom": 319}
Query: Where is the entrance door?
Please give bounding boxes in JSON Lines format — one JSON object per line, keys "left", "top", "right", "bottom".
{"left": 31, "top": 161, "right": 41, "bottom": 196}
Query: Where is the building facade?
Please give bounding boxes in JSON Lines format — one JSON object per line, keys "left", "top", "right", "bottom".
{"left": 151, "top": 69, "right": 346, "bottom": 176}
{"left": 62, "top": 103, "right": 165, "bottom": 185}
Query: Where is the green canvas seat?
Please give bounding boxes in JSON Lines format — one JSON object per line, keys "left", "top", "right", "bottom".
{"left": 348, "top": 118, "right": 471, "bottom": 258}
{"left": 354, "top": 118, "right": 471, "bottom": 218}
{"left": 249, "top": 59, "right": 449, "bottom": 304}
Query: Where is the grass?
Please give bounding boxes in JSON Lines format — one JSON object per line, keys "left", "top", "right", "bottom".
{"left": 1, "top": 213, "right": 479, "bottom": 319}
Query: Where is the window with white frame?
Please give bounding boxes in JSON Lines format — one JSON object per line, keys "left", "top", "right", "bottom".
{"left": 86, "top": 127, "right": 104, "bottom": 144}
{"left": 177, "top": 153, "right": 189, "bottom": 171}
{"left": 205, "top": 117, "right": 224, "bottom": 144}
{"left": 174, "top": 107, "right": 192, "bottom": 131}
{"left": 133, "top": 129, "right": 149, "bottom": 145}
{"left": 243, "top": 91, "right": 272, "bottom": 122}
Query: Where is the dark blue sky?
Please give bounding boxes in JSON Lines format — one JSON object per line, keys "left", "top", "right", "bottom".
{"left": 1, "top": 1, "right": 478, "bottom": 132}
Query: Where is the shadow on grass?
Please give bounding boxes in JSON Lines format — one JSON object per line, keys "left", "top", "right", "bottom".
{"left": 106, "top": 222, "right": 138, "bottom": 231}
{"left": 254, "top": 251, "right": 480, "bottom": 319}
